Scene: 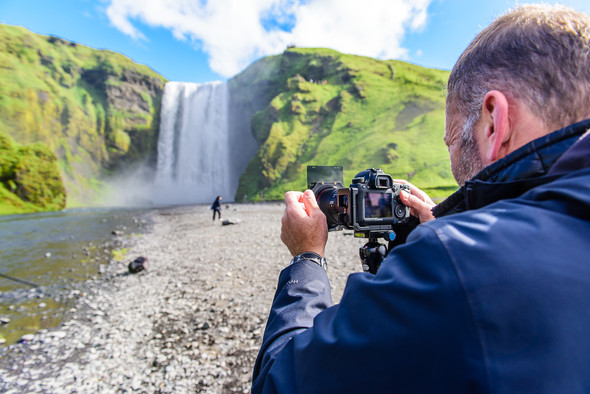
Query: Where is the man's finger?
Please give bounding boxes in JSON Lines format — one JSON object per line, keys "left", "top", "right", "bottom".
{"left": 400, "top": 190, "right": 434, "bottom": 222}
{"left": 284, "top": 191, "right": 304, "bottom": 206}
{"left": 400, "top": 190, "right": 422, "bottom": 209}
{"left": 302, "top": 189, "right": 320, "bottom": 214}
{"left": 284, "top": 191, "right": 308, "bottom": 218}
{"left": 393, "top": 180, "right": 435, "bottom": 205}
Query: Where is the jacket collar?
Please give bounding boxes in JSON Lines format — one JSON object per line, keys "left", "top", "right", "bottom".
{"left": 433, "top": 118, "right": 590, "bottom": 218}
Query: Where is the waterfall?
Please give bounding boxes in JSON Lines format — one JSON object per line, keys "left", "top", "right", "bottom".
{"left": 153, "top": 81, "right": 233, "bottom": 205}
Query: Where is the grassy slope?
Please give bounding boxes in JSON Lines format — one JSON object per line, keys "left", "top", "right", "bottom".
{"left": 233, "top": 48, "right": 455, "bottom": 201}
{"left": 0, "top": 132, "right": 66, "bottom": 213}
{"left": 0, "top": 24, "right": 166, "bottom": 212}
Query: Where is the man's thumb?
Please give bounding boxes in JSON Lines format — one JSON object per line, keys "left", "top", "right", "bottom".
{"left": 303, "top": 189, "right": 319, "bottom": 213}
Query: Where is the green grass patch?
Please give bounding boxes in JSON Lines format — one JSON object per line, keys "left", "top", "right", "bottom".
{"left": 231, "top": 48, "right": 456, "bottom": 202}
{"left": 111, "top": 248, "right": 128, "bottom": 262}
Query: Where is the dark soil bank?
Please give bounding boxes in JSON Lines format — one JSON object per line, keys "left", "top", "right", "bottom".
{"left": 0, "top": 203, "right": 365, "bottom": 393}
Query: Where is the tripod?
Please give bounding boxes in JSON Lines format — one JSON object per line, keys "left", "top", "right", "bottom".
{"left": 359, "top": 232, "right": 395, "bottom": 274}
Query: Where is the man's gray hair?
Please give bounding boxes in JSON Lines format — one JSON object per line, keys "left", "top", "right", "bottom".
{"left": 447, "top": 4, "right": 590, "bottom": 136}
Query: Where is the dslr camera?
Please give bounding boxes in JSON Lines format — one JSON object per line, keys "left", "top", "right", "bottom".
{"left": 308, "top": 166, "right": 411, "bottom": 274}
{"left": 308, "top": 166, "right": 410, "bottom": 237}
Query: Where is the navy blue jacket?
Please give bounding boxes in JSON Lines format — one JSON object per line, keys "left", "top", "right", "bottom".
{"left": 252, "top": 119, "right": 590, "bottom": 393}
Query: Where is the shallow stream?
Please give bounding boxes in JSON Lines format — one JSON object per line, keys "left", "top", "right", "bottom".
{"left": 0, "top": 208, "right": 148, "bottom": 346}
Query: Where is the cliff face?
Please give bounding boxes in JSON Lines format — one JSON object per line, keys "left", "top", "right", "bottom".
{"left": 229, "top": 48, "right": 456, "bottom": 202}
{"left": 0, "top": 24, "right": 166, "bottom": 210}
{"left": 1, "top": 23, "right": 455, "bottom": 212}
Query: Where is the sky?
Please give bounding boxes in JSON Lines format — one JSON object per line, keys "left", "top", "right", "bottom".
{"left": 1, "top": 0, "right": 590, "bottom": 83}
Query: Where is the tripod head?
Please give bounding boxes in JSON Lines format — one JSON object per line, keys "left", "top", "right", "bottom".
{"left": 358, "top": 231, "right": 396, "bottom": 274}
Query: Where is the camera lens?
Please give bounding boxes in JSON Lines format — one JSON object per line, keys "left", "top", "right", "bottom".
{"left": 394, "top": 203, "right": 407, "bottom": 219}
{"left": 315, "top": 186, "right": 340, "bottom": 230}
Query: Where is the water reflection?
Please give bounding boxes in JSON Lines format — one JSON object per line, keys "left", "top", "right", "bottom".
{"left": 0, "top": 208, "right": 148, "bottom": 346}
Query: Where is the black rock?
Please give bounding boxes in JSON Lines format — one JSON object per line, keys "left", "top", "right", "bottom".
{"left": 128, "top": 257, "right": 147, "bottom": 274}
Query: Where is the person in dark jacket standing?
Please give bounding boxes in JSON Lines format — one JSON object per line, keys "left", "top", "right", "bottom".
{"left": 211, "top": 195, "right": 222, "bottom": 221}
{"left": 253, "top": 4, "right": 590, "bottom": 393}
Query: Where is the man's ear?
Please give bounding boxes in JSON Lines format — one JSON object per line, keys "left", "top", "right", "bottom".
{"left": 481, "top": 90, "right": 511, "bottom": 163}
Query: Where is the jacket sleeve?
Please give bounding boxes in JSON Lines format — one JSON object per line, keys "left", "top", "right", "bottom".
{"left": 252, "top": 226, "right": 487, "bottom": 394}
{"left": 252, "top": 260, "right": 333, "bottom": 386}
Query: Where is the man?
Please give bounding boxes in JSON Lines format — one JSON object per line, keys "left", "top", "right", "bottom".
{"left": 252, "top": 4, "right": 590, "bottom": 393}
{"left": 211, "top": 195, "right": 222, "bottom": 221}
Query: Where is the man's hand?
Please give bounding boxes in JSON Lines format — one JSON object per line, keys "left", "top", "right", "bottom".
{"left": 281, "top": 190, "right": 328, "bottom": 257}
{"left": 394, "top": 180, "right": 436, "bottom": 223}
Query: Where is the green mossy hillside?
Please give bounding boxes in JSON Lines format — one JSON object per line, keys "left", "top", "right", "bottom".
{"left": 0, "top": 24, "right": 166, "bottom": 211}
{"left": 230, "top": 48, "right": 456, "bottom": 201}
{"left": 0, "top": 131, "right": 65, "bottom": 214}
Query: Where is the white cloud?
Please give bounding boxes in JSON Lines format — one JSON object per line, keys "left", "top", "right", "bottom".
{"left": 105, "top": 0, "right": 432, "bottom": 78}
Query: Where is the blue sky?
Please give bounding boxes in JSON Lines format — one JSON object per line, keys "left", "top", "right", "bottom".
{"left": 2, "top": 0, "right": 590, "bottom": 83}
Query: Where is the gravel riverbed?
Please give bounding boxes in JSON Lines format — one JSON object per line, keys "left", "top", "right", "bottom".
{"left": 0, "top": 203, "right": 366, "bottom": 393}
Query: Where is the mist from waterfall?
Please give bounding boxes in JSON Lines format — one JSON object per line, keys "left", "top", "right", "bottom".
{"left": 153, "top": 81, "right": 233, "bottom": 205}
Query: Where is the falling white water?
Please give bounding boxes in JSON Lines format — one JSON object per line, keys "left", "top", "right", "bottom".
{"left": 153, "top": 81, "right": 232, "bottom": 205}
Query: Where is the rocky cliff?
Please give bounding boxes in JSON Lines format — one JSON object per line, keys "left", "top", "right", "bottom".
{"left": 0, "top": 24, "right": 166, "bottom": 212}
{"left": 229, "top": 48, "right": 456, "bottom": 201}
{"left": 1, "top": 24, "right": 456, "bottom": 212}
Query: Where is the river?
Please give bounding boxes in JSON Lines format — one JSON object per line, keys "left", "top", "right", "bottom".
{"left": 0, "top": 208, "right": 149, "bottom": 346}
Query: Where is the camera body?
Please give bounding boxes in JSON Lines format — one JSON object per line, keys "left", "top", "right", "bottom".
{"left": 308, "top": 166, "right": 410, "bottom": 236}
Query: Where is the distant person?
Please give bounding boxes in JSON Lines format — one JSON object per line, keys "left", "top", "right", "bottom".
{"left": 210, "top": 195, "right": 222, "bottom": 221}
{"left": 252, "top": 4, "right": 590, "bottom": 393}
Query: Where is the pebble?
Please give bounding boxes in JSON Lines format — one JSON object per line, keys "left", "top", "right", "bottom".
{"left": 51, "top": 331, "right": 67, "bottom": 339}
{"left": 19, "top": 334, "right": 34, "bottom": 342}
